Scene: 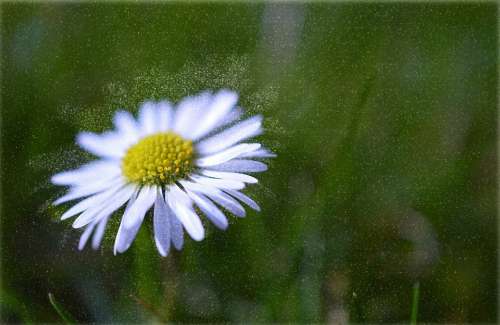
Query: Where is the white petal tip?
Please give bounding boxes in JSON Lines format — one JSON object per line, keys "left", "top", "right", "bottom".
{"left": 156, "top": 248, "right": 168, "bottom": 257}
{"left": 51, "top": 175, "right": 63, "bottom": 185}
{"left": 192, "top": 235, "right": 205, "bottom": 242}
{"left": 218, "top": 89, "right": 238, "bottom": 100}
{"left": 234, "top": 184, "right": 246, "bottom": 190}
{"left": 75, "top": 132, "right": 90, "bottom": 145}
{"left": 123, "top": 218, "right": 141, "bottom": 230}
{"left": 188, "top": 229, "right": 205, "bottom": 242}
{"left": 53, "top": 198, "right": 65, "bottom": 206}
{"left": 72, "top": 219, "right": 88, "bottom": 229}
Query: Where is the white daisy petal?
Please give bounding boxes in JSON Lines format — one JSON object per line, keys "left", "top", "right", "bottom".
{"left": 114, "top": 190, "right": 141, "bottom": 254}
{"left": 91, "top": 216, "right": 109, "bottom": 250}
{"left": 72, "top": 184, "right": 135, "bottom": 228}
{"left": 122, "top": 186, "right": 156, "bottom": 229}
{"left": 195, "top": 143, "right": 261, "bottom": 167}
{"left": 153, "top": 189, "right": 171, "bottom": 257}
{"left": 166, "top": 185, "right": 205, "bottom": 241}
{"left": 200, "top": 170, "right": 258, "bottom": 184}
{"left": 157, "top": 101, "right": 173, "bottom": 132}
{"left": 185, "top": 189, "right": 228, "bottom": 230}
{"left": 138, "top": 101, "right": 158, "bottom": 135}
{"left": 196, "top": 115, "right": 263, "bottom": 155}
{"left": 173, "top": 91, "right": 212, "bottom": 138}
{"left": 224, "top": 188, "right": 261, "bottom": 212}
{"left": 54, "top": 177, "right": 124, "bottom": 205}
{"left": 113, "top": 110, "right": 140, "bottom": 142}
{"left": 89, "top": 186, "right": 136, "bottom": 226}
{"left": 211, "top": 106, "right": 242, "bottom": 131}
{"left": 72, "top": 204, "right": 107, "bottom": 230}
{"left": 190, "top": 89, "right": 239, "bottom": 140}
{"left": 169, "top": 202, "right": 184, "bottom": 250}
{"left": 51, "top": 161, "right": 120, "bottom": 186}
{"left": 238, "top": 148, "right": 277, "bottom": 159}
{"left": 60, "top": 183, "right": 123, "bottom": 220}
{"left": 78, "top": 221, "right": 97, "bottom": 251}
{"left": 207, "top": 159, "right": 268, "bottom": 173}
{"left": 208, "top": 191, "right": 245, "bottom": 217}
{"left": 76, "top": 132, "right": 126, "bottom": 158}
{"left": 190, "top": 175, "right": 245, "bottom": 190}
{"left": 180, "top": 181, "right": 246, "bottom": 217}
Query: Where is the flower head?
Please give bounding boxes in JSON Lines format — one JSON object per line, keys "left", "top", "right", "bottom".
{"left": 52, "top": 90, "right": 275, "bottom": 256}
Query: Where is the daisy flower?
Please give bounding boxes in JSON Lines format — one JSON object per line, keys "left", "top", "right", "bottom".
{"left": 52, "top": 89, "right": 275, "bottom": 256}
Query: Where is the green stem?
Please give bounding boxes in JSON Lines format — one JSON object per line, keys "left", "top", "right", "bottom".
{"left": 48, "top": 293, "right": 76, "bottom": 324}
{"left": 410, "top": 281, "right": 420, "bottom": 325}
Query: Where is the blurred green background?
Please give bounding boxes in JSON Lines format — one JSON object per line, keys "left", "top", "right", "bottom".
{"left": 1, "top": 2, "right": 497, "bottom": 323}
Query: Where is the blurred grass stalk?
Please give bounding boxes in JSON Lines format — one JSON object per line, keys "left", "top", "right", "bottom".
{"left": 48, "top": 293, "right": 76, "bottom": 324}
{"left": 132, "top": 227, "right": 166, "bottom": 321}
{"left": 410, "top": 282, "right": 420, "bottom": 325}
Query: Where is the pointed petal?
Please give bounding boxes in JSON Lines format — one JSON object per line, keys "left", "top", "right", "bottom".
{"left": 76, "top": 132, "right": 126, "bottom": 158}
{"left": 200, "top": 170, "right": 258, "bottom": 184}
{"left": 207, "top": 159, "right": 268, "bottom": 173}
{"left": 153, "top": 189, "right": 171, "bottom": 257}
{"left": 114, "top": 190, "right": 140, "bottom": 254}
{"left": 51, "top": 161, "right": 120, "bottom": 186}
{"left": 185, "top": 189, "right": 228, "bottom": 230}
{"left": 122, "top": 186, "right": 156, "bottom": 229}
{"left": 173, "top": 91, "right": 212, "bottom": 139}
{"left": 54, "top": 177, "right": 123, "bottom": 205}
{"left": 113, "top": 110, "right": 140, "bottom": 144}
{"left": 238, "top": 148, "right": 277, "bottom": 159}
{"left": 196, "top": 115, "right": 262, "bottom": 155}
{"left": 211, "top": 106, "right": 242, "bottom": 131}
{"left": 78, "top": 222, "right": 97, "bottom": 250}
{"left": 180, "top": 181, "right": 246, "bottom": 217}
{"left": 114, "top": 110, "right": 138, "bottom": 132}
{"left": 169, "top": 205, "right": 184, "bottom": 251}
{"left": 138, "top": 101, "right": 158, "bottom": 135}
{"left": 189, "top": 89, "right": 239, "bottom": 140}
{"left": 195, "top": 143, "right": 261, "bottom": 167}
{"left": 91, "top": 216, "right": 109, "bottom": 249}
{"left": 190, "top": 175, "right": 245, "bottom": 190}
{"left": 166, "top": 185, "right": 205, "bottom": 241}
{"left": 224, "top": 189, "right": 261, "bottom": 212}
{"left": 60, "top": 183, "right": 123, "bottom": 220}
{"left": 72, "top": 184, "right": 135, "bottom": 228}
{"left": 157, "top": 101, "right": 173, "bottom": 132}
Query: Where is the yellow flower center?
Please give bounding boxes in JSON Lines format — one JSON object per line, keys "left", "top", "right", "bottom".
{"left": 122, "top": 132, "right": 194, "bottom": 185}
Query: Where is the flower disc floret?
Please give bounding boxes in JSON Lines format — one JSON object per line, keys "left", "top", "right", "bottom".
{"left": 122, "top": 132, "right": 194, "bottom": 185}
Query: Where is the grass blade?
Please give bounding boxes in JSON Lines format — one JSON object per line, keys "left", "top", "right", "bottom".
{"left": 48, "top": 293, "right": 76, "bottom": 324}
{"left": 410, "top": 281, "right": 420, "bottom": 325}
